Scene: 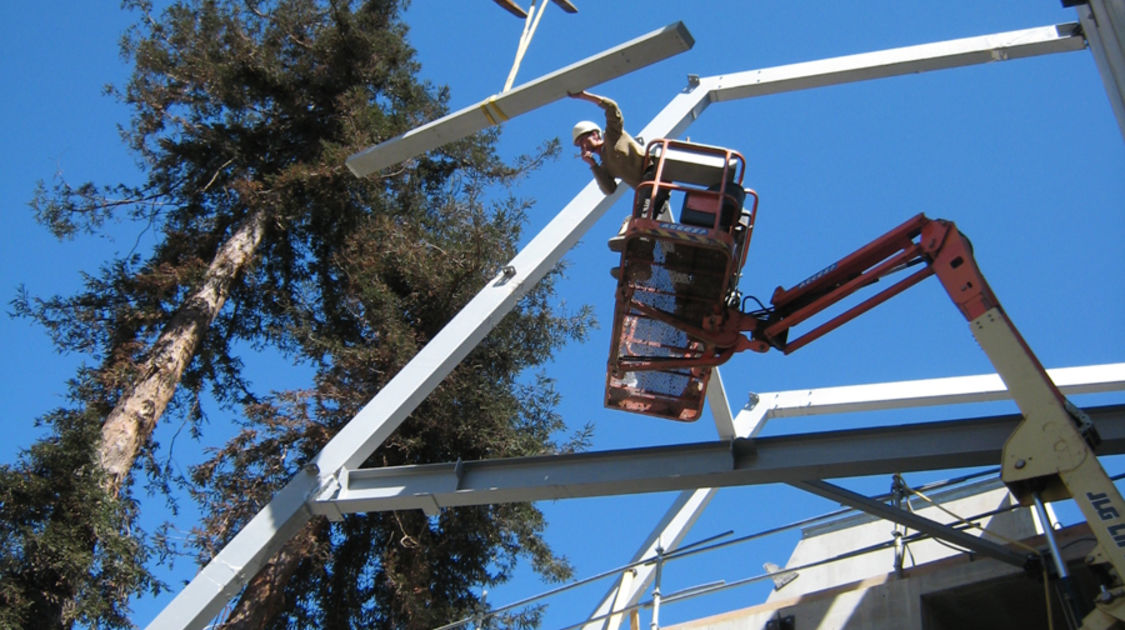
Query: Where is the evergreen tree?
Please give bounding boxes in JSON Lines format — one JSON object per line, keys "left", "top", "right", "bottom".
{"left": 2, "top": 0, "right": 593, "bottom": 627}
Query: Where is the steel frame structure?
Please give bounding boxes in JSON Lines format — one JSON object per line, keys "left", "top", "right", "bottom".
{"left": 147, "top": 16, "right": 1125, "bottom": 630}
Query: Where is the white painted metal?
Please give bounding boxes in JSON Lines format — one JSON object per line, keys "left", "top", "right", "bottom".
{"left": 153, "top": 471, "right": 319, "bottom": 628}
{"left": 733, "top": 362, "right": 1125, "bottom": 439}
{"left": 345, "top": 22, "right": 694, "bottom": 176}
{"left": 709, "top": 23, "right": 1086, "bottom": 103}
{"left": 706, "top": 369, "right": 738, "bottom": 440}
{"left": 1078, "top": 0, "right": 1125, "bottom": 140}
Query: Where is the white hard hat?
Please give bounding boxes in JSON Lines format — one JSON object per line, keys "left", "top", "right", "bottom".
{"left": 572, "top": 120, "right": 601, "bottom": 145}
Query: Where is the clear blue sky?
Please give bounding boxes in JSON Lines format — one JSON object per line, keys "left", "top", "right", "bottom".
{"left": 2, "top": 1, "right": 1123, "bottom": 628}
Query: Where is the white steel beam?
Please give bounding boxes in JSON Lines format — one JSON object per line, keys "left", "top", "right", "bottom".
{"left": 313, "top": 404, "right": 1125, "bottom": 515}
{"left": 706, "top": 369, "right": 738, "bottom": 440}
{"left": 733, "top": 362, "right": 1125, "bottom": 438}
{"left": 708, "top": 23, "right": 1086, "bottom": 104}
{"left": 345, "top": 22, "right": 694, "bottom": 177}
{"left": 1077, "top": 0, "right": 1125, "bottom": 140}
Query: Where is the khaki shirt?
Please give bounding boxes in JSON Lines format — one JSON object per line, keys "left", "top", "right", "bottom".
{"left": 589, "top": 96, "right": 645, "bottom": 195}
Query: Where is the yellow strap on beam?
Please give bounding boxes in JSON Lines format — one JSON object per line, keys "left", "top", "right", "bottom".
{"left": 478, "top": 95, "right": 509, "bottom": 126}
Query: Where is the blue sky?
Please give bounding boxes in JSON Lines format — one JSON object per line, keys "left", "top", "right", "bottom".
{"left": 2, "top": 1, "right": 1123, "bottom": 628}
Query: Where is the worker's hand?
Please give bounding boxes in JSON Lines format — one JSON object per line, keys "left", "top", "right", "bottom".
{"left": 568, "top": 90, "right": 599, "bottom": 103}
{"left": 580, "top": 148, "right": 597, "bottom": 166}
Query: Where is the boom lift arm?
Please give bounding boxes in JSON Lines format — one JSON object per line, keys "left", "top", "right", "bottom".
{"left": 724, "top": 214, "right": 1125, "bottom": 628}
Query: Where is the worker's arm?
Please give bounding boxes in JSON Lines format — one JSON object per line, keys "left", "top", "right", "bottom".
{"left": 596, "top": 95, "right": 625, "bottom": 142}
{"left": 570, "top": 90, "right": 625, "bottom": 139}
{"left": 589, "top": 162, "right": 617, "bottom": 194}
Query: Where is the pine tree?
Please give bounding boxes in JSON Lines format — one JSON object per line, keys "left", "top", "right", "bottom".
{"left": 3, "top": 1, "right": 593, "bottom": 627}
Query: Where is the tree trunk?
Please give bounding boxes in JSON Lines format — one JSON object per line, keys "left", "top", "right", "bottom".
{"left": 98, "top": 208, "right": 268, "bottom": 495}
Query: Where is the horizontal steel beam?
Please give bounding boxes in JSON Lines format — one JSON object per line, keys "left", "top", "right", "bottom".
{"left": 734, "top": 363, "right": 1125, "bottom": 438}
{"left": 312, "top": 405, "right": 1125, "bottom": 517}
{"left": 346, "top": 21, "right": 694, "bottom": 177}
{"left": 709, "top": 23, "right": 1086, "bottom": 103}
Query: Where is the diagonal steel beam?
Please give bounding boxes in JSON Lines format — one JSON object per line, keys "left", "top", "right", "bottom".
{"left": 581, "top": 488, "right": 716, "bottom": 630}
{"left": 790, "top": 479, "right": 1031, "bottom": 568}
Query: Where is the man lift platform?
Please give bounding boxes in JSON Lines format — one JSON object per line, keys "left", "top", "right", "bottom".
{"left": 605, "top": 139, "right": 758, "bottom": 421}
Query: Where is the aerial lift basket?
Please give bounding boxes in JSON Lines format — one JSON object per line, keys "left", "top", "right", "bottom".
{"left": 605, "top": 140, "right": 757, "bottom": 421}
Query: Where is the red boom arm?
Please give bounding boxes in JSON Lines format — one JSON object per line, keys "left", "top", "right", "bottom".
{"left": 727, "top": 214, "right": 997, "bottom": 355}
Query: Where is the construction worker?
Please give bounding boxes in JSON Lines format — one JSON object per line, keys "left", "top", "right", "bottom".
{"left": 569, "top": 90, "right": 669, "bottom": 259}
{"left": 570, "top": 90, "right": 644, "bottom": 196}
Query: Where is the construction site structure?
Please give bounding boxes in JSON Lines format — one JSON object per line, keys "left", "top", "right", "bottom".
{"left": 146, "top": 3, "right": 1125, "bottom": 628}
